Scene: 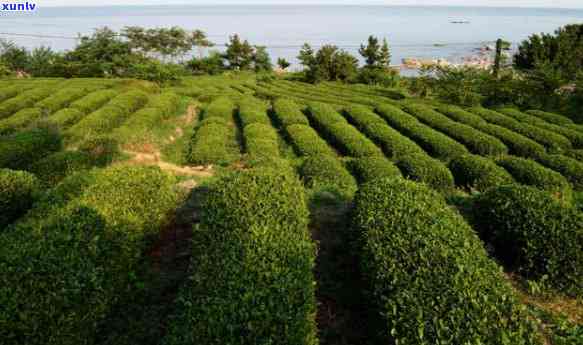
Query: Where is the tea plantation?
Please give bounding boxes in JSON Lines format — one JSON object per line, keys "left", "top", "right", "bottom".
{"left": 0, "top": 75, "right": 581, "bottom": 345}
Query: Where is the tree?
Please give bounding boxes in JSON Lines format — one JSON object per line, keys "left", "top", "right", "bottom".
{"left": 332, "top": 50, "right": 359, "bottom": 82}
{"left": 493, "top": 38, "right": 511, "bottom": 78}
{"left": 27, "top": 46, "right": 65, "bottom": 77}
{"left": 187, "top": 51, "right": 225, "bottom": 75}
{"left": 379, "top": 38, "right": 391, "bottom": 68}
{"left": 224, "top": 34, "right": 254, "bottom": 70}
{"left": 253, "top": 46, "right": 272, "bottom": 72}
{"left": 359, "top": 35, "right": 381, "bottom": 67}
{"left": 314, "top": 44, "right": 339, "bottom": 81}
{"left": 0, "top": 39, "right": 29, "bottom": 71}
{"left": 298, "top": 43, "right": 317, "bottom": 81}
{"left": 129, "top": 59, "right": 186, "bottom": 86}
{"left": 277, "top": 57, "right": 291, "bottom": 70}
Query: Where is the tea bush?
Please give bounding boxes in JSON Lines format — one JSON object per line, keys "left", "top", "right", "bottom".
{"left": 526, "top": 109, "right": 574, "bottom": 126}
{"left": 286, "top": 124, "right": 337, "bottom": 157}
{"left": 0, "top": 169, "right": 40, "bottom": 229}
{"left": 351, "top": 178, "right": 539, "bottom": 345}
{"left": 348, "top": 156, "right": 401, "bottom": 184}
{"left": 163, "top": 169, "right": 317, "bottom": 345}
{"left": 449, "top": 154, "right": 514, "bottom": 192}
{"left": 0, "top": 108, "right": 43, "bottom": 135}
{"left": 69, "top": 89, "right": 118, "bottom": 114}
{"left": 474, "top": 185, "right": 583, "bottom": 296}
{"left": 0, "top": 125, "right": 62, "bottom": 170}
{"left": 300, "top": 155, "right": 358, "bottom": 199}
{"left": 536, "top": 154, "right": 583, "bottom": 191}
{"left": 272, "top": 98, "right": 310, "bottom": 127}
{"left": 496, "top": 155, "right": 572, "bottom": 201}
{"left": 396, "top": 153, "right": 455, "bottom": 191}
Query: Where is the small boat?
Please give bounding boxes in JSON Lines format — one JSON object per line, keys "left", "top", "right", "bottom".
{"left": 450, "top": 20, "right": 470, "bottom": 24}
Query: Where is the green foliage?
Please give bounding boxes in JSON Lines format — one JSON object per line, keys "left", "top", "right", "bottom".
{"left": 376, "top": 103, "right": 468, "bottom": 161}
{"left": 438, "top": 105, "right": 547, "bottom": 158}
{"left": 300, "top": 155, "right": 357, "bottom": 199}
{"left": 0, "top": 165, "right": 179, "bottom": 345}
{"left": 28, "top": 151, "right": 95, "bottom": 188}
{"left": 67, "top": 90, "right": 150, "bottom": 140}
{"left": 347, "top": 156, "right": 401, "bottom": 184}
{"left": 188, "top": 122, "right": 234, "bottom": 166}
{"left": 471, "top": 107, "right": 572, "bottom": 152}
{"left": 0, "top": 87, "right": 53, "bottom": 119}
{"left": 308, "top": 102, "right": 382, "bottom": 157}
{"left": 272, "top": 98, "right": 310, "bottom": 127}
{"left": 277, "top": 57, "right": 291, "bottom": 70}
{"left": 286, "top": 124, "right": 337, "bottom": 157}
{"left": 352, "top": 177, "right": 539, "bottom": 345}
{"left": 0, "top": 125, "right": 62, "bottom": 170}
{"left": 77, "top": 135, "right": 121, "bottom": 166}
{"left": 449, "top": 154, "right": 514, "bottom": 192}
{"left": 357, "top": 67, "right": 400, "bottom": 87}
{"left": 123, "top": 26, "right": 213, "bottom": 59}
{"left": 224, "top": 34, "right": 254, "bottom": 70}
{"left": 0, "top": 108, "right": 44, "bottom": 135}
{"left": 496, "top": 155, "right": 572, "bottom": 201}
{"left": 243, "top": 123, "right": 281, "bottom": 167}
{"left": 36, "top": 87, "right": 96, "bottom": 114}
{"left": 203, "top": 96, "right": 235, "bottom": 120}
{"left": 298, "top": 43, "right": 359, "bottom": 83}
{"left": 128, "top": 60, "right": 186, "bottom": 86}
{"left": 186, "top": 51, "right": 226, "bottom": 75}
{"left": 344, "top": 105, "right": 424, "bottom": 159}
{"left": 69, "top": 89, "right": 118, "bottom": 114}
{"left": 0, "top": 169, "right": 39, "bottom": 229}
{"left": 253, "top": 46, "right": 273, "bottom": 72}
{"left": 526, "top": 109, "right": 574, "bottom": 125}
{"left": 536, "top": 153, "right": 583, "bottom": 191}
{"left": 237, "top": 96, "right": 270, "bottom": 126}
{"left": 474, "top": 185, "right": 583, "bottom": 296}
{"left": 403, "top": 103, "right": 508, "bottom": 156}
{"left": 48, "top": 108, "right": 86, "bottom": 128}
{"left": 396, "top": 153, "right": 455, "bottom": 191}
{"left": 164, "top": 169, "right": 317, "bottom": 345}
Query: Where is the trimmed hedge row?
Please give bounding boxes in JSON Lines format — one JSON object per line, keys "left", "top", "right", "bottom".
{"left": 47, "top": 108, "right": 85, "bottom": 128}
{"left": 536, "top": 154, "right": 583, "bottom": 191}
{"left": 0, "top": 85, "right": 26, "bottom": 103}
{"left": 0, "top": 126, "right": 62, "bottom": 170}
{"left": 0, "top": 165, "right": 180, "bottom": 345}
{"left": 0, "top": 108, "right": 43, "bottom": 135}
{"left": 0, "top": 87, "right": 54, "bottom": 119}
{"left": 237, "top": 97, "right": 271, "bottom": 127}
{"left": 496, "top": 155, "right": 572, "bottom": 201}
{"left": 351, "top": 178, "right": 539, "bottom": 345}
{"left": 343, "top": 105, "right": 425, "bottom": 159}
{"left": 437, "top": 105, "right": 546, "bottom": 158}
{"left": 146, "top": 92, "right": 181, "bottom": 118}
{"left": 243, "top": 123, "right": 280, "bottom": 166}
{"left": 67, "top": 90, "right": 150, "bottom": 141}
{"left": 567, "top": 149, "right": 583, "bottom": 162}
{"left": 499, "top": 108, "right": 583, "bottom": 148}
{"left": 449, "top": 154, "right": 514, "bottom": 192}
{"left": 376, "top": 104, "right": 468, "bottom": 161}
{"left": 0, "top": 169, "right": 40, "bottom": 229}
{"left": 396, "top": 153, "right": 455, "bottom": 191}
{"left": 163, "top": 169, "right": 317, "bottom": 345}
{"left": 300, "top": 155, "right": 358, "bottom": 199}
{"left": 403, "top": 103, "right": 508, "bottom": 156}
{"left": 347, "top": 156, "right": 401, "bottom": 184}
{"left": 308, "top": 102, "right": 383, "bottom": 157}
{"left": 272, "top": 98, "right": 310, "bottom": 127}
{"left": 286, "top": 124, "right": 337, "bottom": 157}
{"left": 36, "top": 87, "right": 97, "bottom": 114}
{"left": 474, "top": 185, "right": 583, "bottom": 296}
{"left": 188, "top": 122, "right": 234, "bottom": 166}
{"left": 69, "top": 89, "right": 118, "bottom": 114}
{"left": 526, "top": 109, "right": 574, "bottom": 125}
{"left": 470, "top": 107, "right": 572, "bottom": 151}
{"left": 203, "top": 96, "right": 235, "bottom": 120}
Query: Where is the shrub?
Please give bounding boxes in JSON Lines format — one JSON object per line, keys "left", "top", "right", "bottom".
{"left": 203, "top": 96, "right": 235, "bottom": 120}
{"left": 272, "top": 98, "right": 310, "bottom": 127}
{"left": 77, "top": 135, "right": 120, "bottom": 166}
{"left": 300, "top": 155, "right": 358, "bottom": 199}
{"left": 308, "top": 102, "right": 382, "bottom": 157}
{"left": 344, "top": 105, "right": 424, "bottom": 159}
{"left": 526, "top": 109, "right": 574, "bottom": 126}
{"left": 376, "top": 104, "right": 468, "bottom": 161}
{"left": 69, "top": 89, "right": 118, "bottom": 114}
{"left": 347, "top": 156, "right": 401, "bottom": 184}
{"left": 237, "top": 97, "right": 270, "bottom": 127}
{"left": 470, "top": 107, "right": 572, "bottom": 152}
{"left": 396, "top": 153, "right": 455, "bottom": 191}
{"left": 351, "top": 178, "right": 539, "bottom": 344}
{"left": 567, "top": 149, "right": 583, "bottom": 162}
{"left": 48, "top": 108, "right": 86, "bottom": 128}
{"left": 163, "top": 169, "right": 317, "bottom": 345}
{"left": 243, "top": 123, "right": 280, "bottom": 166}
{"left": 0, "top": 125, "right": 62, "bottom": 170}
{"left": 496, "top": 155, "right": 572, "bottom": 201}
{"left": 0, "top": 85, "right": 23, "bottom": 103}
{"left": 188, "top": 122, "right": 234, "bottom": 166}
{"left": 286, "top": 124, "right": 337, "bottom": 157}
{"left": 437, "top": 104, "right": 546, "bottom": 158}
{"left": 67, "top": 90, "right": 149, "bottom": 140}
{"left": 147, "top": 92, "right": 180, "bottom": 118}
{"left": 0, "top": 87, "right": 53, "bottom": 119}
{"left": 474, "top": 185, "right": 583, "bottom": 296}
{"left": 534, "top": 121, "right": 583, "bottom": 149}
{"left": 449, "top": 154, "right": 514, "bottom": 192}
{"left": 35, "top": 87, "right": 95, "bottom": 114}
{"left": 0, "top": 108, "right": 44, "bottom": 135}
{"left": 536, "top": 154, "right": 583, "bottom": 191}
{"left": 28, "top": 151, "right": 95, "bottom": 188}
{"left": 0, "top": 166, "right": 180, "bottom": 345}
{"left": 0, "top": 169, "right": 40, "bottom": 229}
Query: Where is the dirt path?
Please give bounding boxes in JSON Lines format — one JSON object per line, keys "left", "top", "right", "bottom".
{"left": 123, "top": 150, "right": 213, "bottom": 178}
{"left": 168, "top": 103, "right": 198, "bottom": 144}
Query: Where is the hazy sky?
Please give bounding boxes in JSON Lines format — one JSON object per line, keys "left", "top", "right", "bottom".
{"left": 38, "top": 1, "right": 583, "bottom": 9}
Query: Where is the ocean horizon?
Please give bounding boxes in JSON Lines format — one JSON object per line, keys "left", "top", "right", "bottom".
{"left": 2, "top": 4, "right": 583, "bottom": 70}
